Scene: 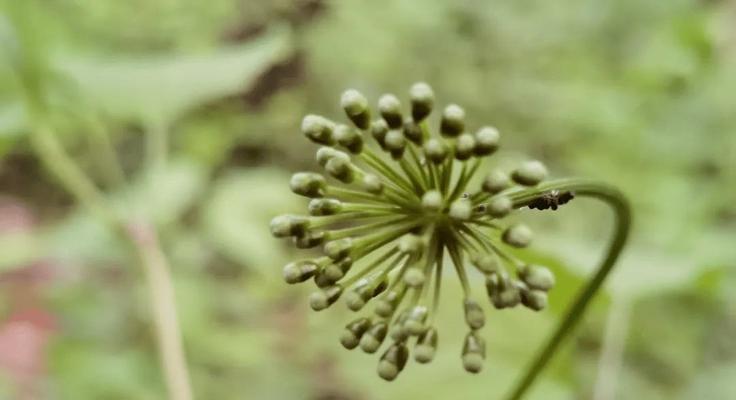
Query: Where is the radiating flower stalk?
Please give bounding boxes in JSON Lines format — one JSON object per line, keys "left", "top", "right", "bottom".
{"left": 271, "top": 83, "right": 631, "bottom": 398}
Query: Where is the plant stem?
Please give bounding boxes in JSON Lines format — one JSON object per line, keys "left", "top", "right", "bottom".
{"left": 504, "top": 178, "right": 632, "bottom": 400}
{"left": 592, "top": 294, "right": 631, "bottom": 400}
{"left": 29, "top": 122, "right": 194, "bottom": 400}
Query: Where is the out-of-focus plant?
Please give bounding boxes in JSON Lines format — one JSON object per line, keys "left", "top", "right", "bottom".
{"left": 271, "top": 83, "right": 631, "bottom": 398}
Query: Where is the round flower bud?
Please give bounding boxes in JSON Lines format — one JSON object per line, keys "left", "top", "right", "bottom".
{"left": 512, "top": 160, "right": 548, "bottom": 186}
{"left": 415, "top": 327, "right": 438, "bottom": 363}
{"left": 399, "top": 234, "right": 424, "bottom": 256}
{"left": 471, "top": 254, "right": 499, "bottom": 275}
{"left": 325, "top": 156, "right": 355, "bottom": 183}
{"left": 309, "top": 285, "right": 343, "bottom": 311}
{"left": 378, "top": 94, "right": 403, "bottom": 129}
{"left": 370, "top": 119, "right": 389, "bottom": 148}
{"left": 423, "top": 138, "right": 449, "bottom": 164}
{"left": 474, "top": 126, "right": 500, "bottom": 156}
{"left": 360, "top": 321, "right": 388, "bottom": 353}
{"left": 341, "top": 89, "right": 370, "bottom": 129}
{"left": 282, "top": 260, "right": 319, "bottom": 284}
{"left": 404, "top": 267, "right": 426, "bottom": 287}
{"left": 422, "top": 190, "right": 443, "bottom": 212}
{"left": 454, "top": 133, "right": 476, "bottom": 161}
{"left": 270, "top": 215, "right": 309, "bottom": 238}
{"left": 482, "top": 170, "right": 511, "bottom": 194}
{"left": 290, "top": 172, "right": 326, "bottom": 198}
{"left": 293, "top": 230, "right": 326, "bottom": 249}
{"left": 403, "top": 306, "right": 429, "bottom": 335}
{"left": 409, "top": 82, "right": 434, "bottom": 121}
{"left": 463, "top": 299, "right": 485, "bottom": 329}
{"left": 403, "top": 118, "right": 424, "bottom": 144}
{"left": 340, "top": 317, "right": 371, "bottom": 350}
{"left": 323, "top": 257, "right": 353, "bottom": 281}
{"left": 374, "top": 290, "right": 401, "bottom": 318}
{"left": 316, "top": 147, "right": 338, "bottom": 167}
{"left": 308, "top": 198, "right": 342, "bottom": 216}
{"left": 518, "top": 264, "right": 555, "bottom": 291}
{"left": 502, "top": 223, "right": 533, "bottom": 248}
{"left": 462, "top": 331, "right": 486, "bottom": 374}
{"left": 440, "top": 104, "right": 465, "bottom": 137}
{"left": 487, "top": 195, "right": 512, "bottom": 218}
{"left": 384, "top": 130, "right": 406, "bottom": 159}
{"left": 378, "top": 342, "right": 409, "bottom": 381}
{"left": 301, "top": 114, "right": 335, "bottom": 145}
{"left": 345, "top": 286, "right": 371, "bottom": 311}
{"left": 324, "top": 238, "right": 353, "bottom": 260}
{"left": 361, "top": 174, "right": 383, "bottom": 195}
{"left": 314, "top": 268, "right": 336, "bottom": 288}
{"left": 334, "top": 124, "right": 364, "bottom": 154}
{"left": 521, "top": 288, "right": 548, "bottom": 311}
{"left": 449, "top": 199, "right": 472, "bottom": 221}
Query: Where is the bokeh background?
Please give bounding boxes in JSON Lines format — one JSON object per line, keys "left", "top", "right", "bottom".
{"left": 1, "top": 0, "right": 735, "bottom": 399}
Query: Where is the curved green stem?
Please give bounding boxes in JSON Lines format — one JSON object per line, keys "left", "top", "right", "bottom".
{"left": 504, "top": 178, "right": 632, "bottom": 400}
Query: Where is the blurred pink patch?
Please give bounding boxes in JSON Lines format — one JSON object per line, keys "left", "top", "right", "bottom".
{"left": 0, "top": 309, "right": 56, "bottom": 385}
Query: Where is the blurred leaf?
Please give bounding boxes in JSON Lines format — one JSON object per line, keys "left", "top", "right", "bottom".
{"left": 0, "top": 231, "right": 40, "bottom": 272}
{"left": 682, "top": 363, "right": 736, "bottom": 399}
{"left": 56, "top": 26, "right": 292, "bottom": 126}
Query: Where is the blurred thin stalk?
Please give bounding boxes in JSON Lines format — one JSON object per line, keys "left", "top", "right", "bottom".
{"left": 145, "top": 118, "right": 169, "bottom": 173}
{"left": 505, "top": 179, "right": 632, "bottom": 400}
{"left": 592, "top": 295, "right": 631, "bottom": 400}
{"left": 28, "top": 120, "right": 194, "bottom": 400}
{"left": 84, "top": 115, "right": 127, "bottom": 188}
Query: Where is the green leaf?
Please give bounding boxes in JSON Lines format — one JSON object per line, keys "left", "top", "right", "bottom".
{"left": 56, "top": 25, "right": 292, "bottom": 126}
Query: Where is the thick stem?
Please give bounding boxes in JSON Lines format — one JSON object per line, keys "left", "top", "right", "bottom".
{"left": 504, "top": 179, "right": 632, "bottom": 400}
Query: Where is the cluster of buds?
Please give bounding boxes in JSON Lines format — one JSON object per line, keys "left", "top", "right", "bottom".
{"left": 271, "top": 83, "right": 568, "bottom": 381}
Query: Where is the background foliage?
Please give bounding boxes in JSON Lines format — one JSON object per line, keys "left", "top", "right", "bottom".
{"left": 0, "top": 0, "right": 734, "bottom": 399}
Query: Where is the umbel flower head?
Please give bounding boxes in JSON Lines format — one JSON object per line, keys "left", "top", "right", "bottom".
{"left": 271, "top": 83, "right": 574, "bottom": 381}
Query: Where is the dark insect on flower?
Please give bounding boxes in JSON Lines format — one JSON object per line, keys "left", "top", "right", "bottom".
{"left": 271, "top": 83, "right": 563, "bottom": 380}
{"left": 528, "top": 190, "right": 575, "bottom": 211}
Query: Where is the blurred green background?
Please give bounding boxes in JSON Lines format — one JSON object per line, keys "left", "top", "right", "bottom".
{"left": 0, "top": 0, "right": 734, "bottom": 399}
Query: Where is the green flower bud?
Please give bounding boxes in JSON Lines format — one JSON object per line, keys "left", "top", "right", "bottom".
{"left": 324, "top": 238, "right": 353, "bottom": 260}
{"left": 316, "top": 146, "right": 339, "bottom": 167}
{"left": 309, "top": 285, "right": 343, "bottom": 311}
{"left": 462, "top": 331, "right": 486, "bottom": 373}
{"left": 502, "top": 223, "right": 533, "bottom": 248}
{"left": 361, "top": 174, "right": 384, "bottom": 195}
{"left": 360, "top": 321, "right": 388, "bottom": 353}
{"left": 512, "top": 160, "right": 548, "bottom": 186}
{"left": 384, "top": 130, "right": 406, "bottom": 159}
{"left": 314, "top": 268, "right": 336, "bottom": 288}
{"left": 404, "top": 267, "right": 426, "bottom": 287}
{"left": 378, "top": 342, "right": 409, "bottom": 381}
{"left": 487, "top": 195, "right": 512, "bottom": 218}
{"left": 378, "top": 94, "right": 403, "bottom": 129}
{"left": 404, "top": 306, "right": 428, "bottom": 335}
{"left": 334, "top": 124, "right": 364, "bottom": 154}
{"left": 308, "top": 198, "right": 343, "bottom": 216}
{"left": 325, "top": 156, "right": 355, "bottom": 183}
{"left": 474, "top": 126, "right": 500, "bottom": 156}
{"left": 323, "top": 257, "right": 353, "bottom": 281}
{"left": 454, "top": 133, "right": 476, "bottom": 161}
{"left": 486, "top": 272, "right": 520, "bottom": 309}
{"left": 375, "top": 290, "right": 401, "bottom": 317}
{"left": 422, "top": 190, "right": 443, "bottom": 212}
{"left": 440, "top": 104, "right": 465, "bottom": 137}
{"left": 409, "top": 82, "right": 434, "bottom": 122}
{"left": 282, "top": 260, "right": 319, "bottom": 284}
{"left": 341, "top": 89, "right": 371, "bottom": 129}
{"left": 518, "top": 264, "right": 555, "bottom": 291}
{"left": 290, "top": 172, "right": 326, "bottom": 198}
{"left": 521, "top": 288, "right": 548, "bottom": 311}
{"left": 399, "top": 234, "right": 424, "bottom": 256}
{"left": 270, "top": 215, "right": 309, "bottom": 238}
{"left": 340, "top": 317, "right": 371, "bottom": 350}
{"left": 371, "top": 118, "right": 389, "bottom": 148}
{"left": 482, "top": 170, "right": 511, "bottom": 194}
{"left": 463, "top": 299, "right": 485, "bottom": 329}
{"left": 293, "top": 230, "right": 326, "bottom": 249}
{"left": 471, "top": 254, "right": 499, "bottom": 274}
{"left": 302, "top": 114, "right": 335, "bottom": 145}
{"left": 423, "top": 138, "right": 449, "bottom": 164}
{"left": 415, "top": 327, "right": 438, "bottom": 363}
{"left": 403, "top": 118, "right": 424, "bottom": 145}
{"left": 449, "top": 199, "right": 473, "bottom": 221}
